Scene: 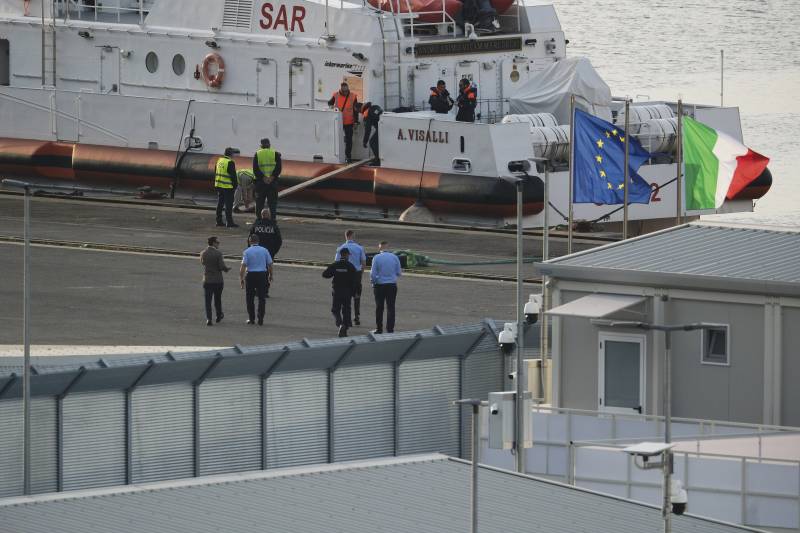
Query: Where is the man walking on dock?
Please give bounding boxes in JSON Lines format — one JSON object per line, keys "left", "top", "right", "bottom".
{"left": 323, "top": 247, "right": 357, "bottom": 337}
{"left": 328, "top": 82, "right": 359, "bottom": 163}
{"left": 336, "top": 230, "right": 366, "bottom": 326}
{"left": 253, "top": 138, "right": 282, "bottom": 218}
{"left": 215, "top": 147, "right": 239, "bottom": 228}
{"left": 200, "top": 236, "right": 230, "bottom": 326}
{"left": 370, "top": 240, "right": 402, "bottom": 334}
{"left": 240, "top": 234, "right": 273, "bottom": 326}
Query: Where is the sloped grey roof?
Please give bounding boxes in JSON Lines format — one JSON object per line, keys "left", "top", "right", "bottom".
{"left": 536, "top": 223, "right": 800, "bottom": 296}
{"left": 0, "top": 454, "right": 761, "bottom": 533}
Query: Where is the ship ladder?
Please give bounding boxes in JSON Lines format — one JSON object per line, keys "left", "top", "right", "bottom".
{"left": 378, "top": 15, "right": 404, "bottom": 110}
{"left": 41, "top": 9, "right": 57, "bottom": 87}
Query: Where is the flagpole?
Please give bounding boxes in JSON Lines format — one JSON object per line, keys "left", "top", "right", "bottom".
{"left": 568, "top": 94, "right": 575, "bottom": 254}
{"left": 676, "top": 98, "right": 683, "bottom": 225}
{"left": 623, "top": 98, "right": 630, "bottom": 240}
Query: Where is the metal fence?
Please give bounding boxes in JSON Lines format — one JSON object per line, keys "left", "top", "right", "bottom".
{"left": 479, "top": 406, "right": 800, "bottom": 531}
{"left": 0, "top": 321, "right": 505, "bottom": 497}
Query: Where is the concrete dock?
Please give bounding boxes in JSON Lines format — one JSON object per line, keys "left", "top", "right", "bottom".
{"left": 0, "top": 194, "right": 595, "bottom": 351}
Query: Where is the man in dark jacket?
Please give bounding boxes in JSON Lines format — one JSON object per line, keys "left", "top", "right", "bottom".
{"left": 428, "top": 80, "right": 454, "bottom": 114}
{"left": 456, "top": 78, "right": 477, "bottom": 122}
{"left": 361, "top": 102, "right": 383, "bottom": 164}
{"left": 322, "top": 247, "right": 357, "bottom": 337}
{"left": 249, "top": 208, "right": 282, "bottom": 297}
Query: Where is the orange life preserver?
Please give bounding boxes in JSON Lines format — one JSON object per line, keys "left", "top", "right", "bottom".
{"left": 202, "top": 53, "right": 225, "bottom": 88}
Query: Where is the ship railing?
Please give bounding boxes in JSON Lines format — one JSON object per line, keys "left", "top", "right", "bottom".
{"left": 58, "top": 0, "right": 151, "bottom": 25}
{"left": 373, "top": 0, "right": 458, "bottom": 41}
{"left": 416, "top": 97, "right": 509, "bottom": 123}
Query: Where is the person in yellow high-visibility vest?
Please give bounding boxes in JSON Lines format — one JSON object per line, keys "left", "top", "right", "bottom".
{"left": 215, "top": 147, "right": 239, "bottom": 228}
{"left": 252, "top": 138, "right": 282, "bottom": 218}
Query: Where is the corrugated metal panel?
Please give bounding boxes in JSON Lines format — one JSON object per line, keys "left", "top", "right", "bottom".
{"left": 332, "top": 363, "right": 394, "bottom": 462}
{"left": 131, "top": 383, "right": 194, "bottom": 484}
{"left": 0, "top": 456, "right": 757, "bottom": 533}
{"left": 461, "top": 335, "right": 503, "bottom": 458}
{"left": 398, "top": 358, "right": 460, "bottom": 456}
{"left": 547, "top": 224, "right": 800, "bottom": 284}
{"left": 62, "top": 390, "right": 126, "bottom": 491}
{"left": 0, "top": 398, "right": 58, "bottom": 497}
{"left": 199, "top": 376, "right": 261, "bottom": 475}
{"left": 266, "top": 370, "right": 328, "bottom": 468}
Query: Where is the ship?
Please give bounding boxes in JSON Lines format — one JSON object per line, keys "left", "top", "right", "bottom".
{"left": 0, "top": 0, "right": 772, "bottom": 229}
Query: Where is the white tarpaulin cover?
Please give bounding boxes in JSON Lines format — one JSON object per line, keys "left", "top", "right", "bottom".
{"left": 546, "top": 293, "right": 645, "bottom": 318}
{"left": 508, "top": 57, "right": 613, "bottom": 124}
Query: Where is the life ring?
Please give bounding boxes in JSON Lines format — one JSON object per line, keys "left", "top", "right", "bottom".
{"left": 202, "top": 53, "right": 225, "bottom": 88}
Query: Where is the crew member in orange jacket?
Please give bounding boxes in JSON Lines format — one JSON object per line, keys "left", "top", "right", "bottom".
{"left": 328, "top": 82, "right": 359, "bottom": 163}
{"left": 456, "top": 78, "right": 477, "bottom": 123}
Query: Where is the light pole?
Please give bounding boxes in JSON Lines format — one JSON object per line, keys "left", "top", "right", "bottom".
{"left": 453, "top": 398, "right": 485, "bottom": 533}
{"left": 591, "top": 320, "right": 718, "bottom": 533}
{"left": 513, "top": 177, "right": 525, "bottom": 474}
{"left": 529, "top": 157, "right": 550, "bottom": 365}
{"left": 2, "top": 178, "right": 122, "bottom": 494}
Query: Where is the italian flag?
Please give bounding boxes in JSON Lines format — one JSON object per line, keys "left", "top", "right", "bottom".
{"left": 682, "top": 116, "right": 769, "bottom": 210}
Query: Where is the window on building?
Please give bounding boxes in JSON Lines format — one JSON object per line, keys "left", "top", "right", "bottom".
{"left": 145, "top": 52, "right": 159, "bottom": 74}
{"left": 701, "top": 325, "right": 729, "bottom": 365}
{"left": 172, "top": 54, "right": 185, "bottom": 76}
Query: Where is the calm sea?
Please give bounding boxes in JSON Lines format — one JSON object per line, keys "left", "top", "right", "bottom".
{"left": 554, "top": 0, "right": 800, "bottom": 227}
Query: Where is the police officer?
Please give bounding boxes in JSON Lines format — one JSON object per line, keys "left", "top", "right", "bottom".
{"left": 215, "top": 147, "right": 239, "bottom": 228}
{"left": 361, "top": 102, "right": 383, "bottom": 163}
{"left": 328, "top": 82, "right": 359, "bottom": 163}
{"left": 335, "top": 229, "right": 366, "bottom": 326}
{"left": 370, "top": 240, "right": 402, "bottom": 334}
{"left": 249, "top": 207, "right": 282, "bottom": 297}
{"left": 456, "top": 78, "right": 478, "bottom": 123}
{"left": 322, "top": 247, "right": 358, "bottom": 337}
{"left": 253, "top": 138, "right": 282, "bottom": 218}
{"left": 240, "top": 234, "right": 273, "bottom": 326}
{"left": 429, "top": 80, "right": 454, "bottom": 114}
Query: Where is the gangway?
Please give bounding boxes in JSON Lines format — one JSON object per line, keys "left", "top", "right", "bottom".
{"left": 278, "top": 158, "right": 372, "bottom": 198}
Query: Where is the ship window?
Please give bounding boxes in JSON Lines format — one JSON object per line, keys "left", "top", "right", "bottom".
{"left": 700, "top": 325, "right": 729, "bottom": 366}
{"left": 145, "top": 52, "right": 159, "bottom": 73}
{"left": 172, "top": 54, "right": 185, "bottom": 75}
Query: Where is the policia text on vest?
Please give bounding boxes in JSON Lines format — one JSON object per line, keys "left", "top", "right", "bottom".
{"left": 215, "top": 149, "right": 239, "bottom": 228}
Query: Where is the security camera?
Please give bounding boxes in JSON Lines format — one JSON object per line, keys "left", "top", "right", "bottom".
{"left": 671, "top": 479, "right": 688, "bottom": 515}
{"left": 524, "top": 294, "right": 542, "bottom": 325}
{"left": 489, "top": 403, "right": 499, "bottom": 415}
{"left": 507, "top": 371, "right": 517, "bottom": 381}
{"left": 498, "top": 323, "right": 516, "bottom": 354}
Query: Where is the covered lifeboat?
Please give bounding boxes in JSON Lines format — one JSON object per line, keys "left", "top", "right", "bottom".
{"left": 366, "top": 0, "right": 515, "bottom": 23}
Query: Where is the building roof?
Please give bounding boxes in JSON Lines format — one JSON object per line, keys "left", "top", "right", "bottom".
{"left": 536, "top": 222, "right": 800, "bottom": 296}
{"left": 0, "top": 454, "right": 761, "bottom": 533}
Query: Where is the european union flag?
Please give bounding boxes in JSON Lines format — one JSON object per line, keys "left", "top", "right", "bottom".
{"left": 573, "top": 109, "right": 652, "bottom": 205}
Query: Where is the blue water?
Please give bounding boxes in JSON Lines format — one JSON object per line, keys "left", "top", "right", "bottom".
{"left": 553, "top": 0, "right": 800, "bottom": 227}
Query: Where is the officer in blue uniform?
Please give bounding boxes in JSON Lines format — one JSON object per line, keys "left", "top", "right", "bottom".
{"left": 370, "top": 240, "right": 402, "bottom": 334}
{"left": 335, "top": 229, "right": 367, "bottom": 325}
{"left": 240, "top": 234, "right": 273, "bottom": 326}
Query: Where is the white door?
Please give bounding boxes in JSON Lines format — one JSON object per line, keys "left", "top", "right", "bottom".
{"left": 256, "top": 59, "right": 277, "bottom": 107}
{"left": 99, "top": 46, "right": 119, "bottom": 94}
{"left": 598, "top": 333, "right": 645, "bottom": 414}
{"left": 289, "top": 58, "right": 313, "bottom": 108}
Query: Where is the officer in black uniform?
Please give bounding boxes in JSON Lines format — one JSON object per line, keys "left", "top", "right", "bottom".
{"left": 249, "top": 207, "right": 282, "bottom": 297}
{"left": 322, "top": 247, "right": 357, "bottom": 337}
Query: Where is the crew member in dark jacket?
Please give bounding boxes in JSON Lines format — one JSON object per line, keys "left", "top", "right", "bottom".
{"left": 456, "top": 78, "right": 478, "bottom": 123}
{"left": 428, "top": 80, "right": 454, "bottom": 114}
{"left": 249, "top": 207, "right": 282, "bottom": 297}
{"left": 361, "top": 102, "right": 383, "bottom": 164}
{"left": 200, "top": 236, "right": 230, "bottom": 326}
{"left": 322, "top": 247, "right": 357, "bottom": 337}
{"left": 252, "top": 138, "right": 282, "bottom": 218}
{"left": 215, "top": 147, "right": 239, "bottom": 228}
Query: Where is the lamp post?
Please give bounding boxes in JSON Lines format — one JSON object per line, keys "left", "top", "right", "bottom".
{"left": 591, "top": 319, "right": 718, "bottom": 533}
{"left": 453, "top": 398, "right": 485, "bottom": 533}
{"left": 513, "top": 177, "right": 525, "bottom": 474}
{"left": 2, "top": 178, "right": 125, "bottom": 494}
{"left": 529, "top": 157, "right": 550, "bottom": 364}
